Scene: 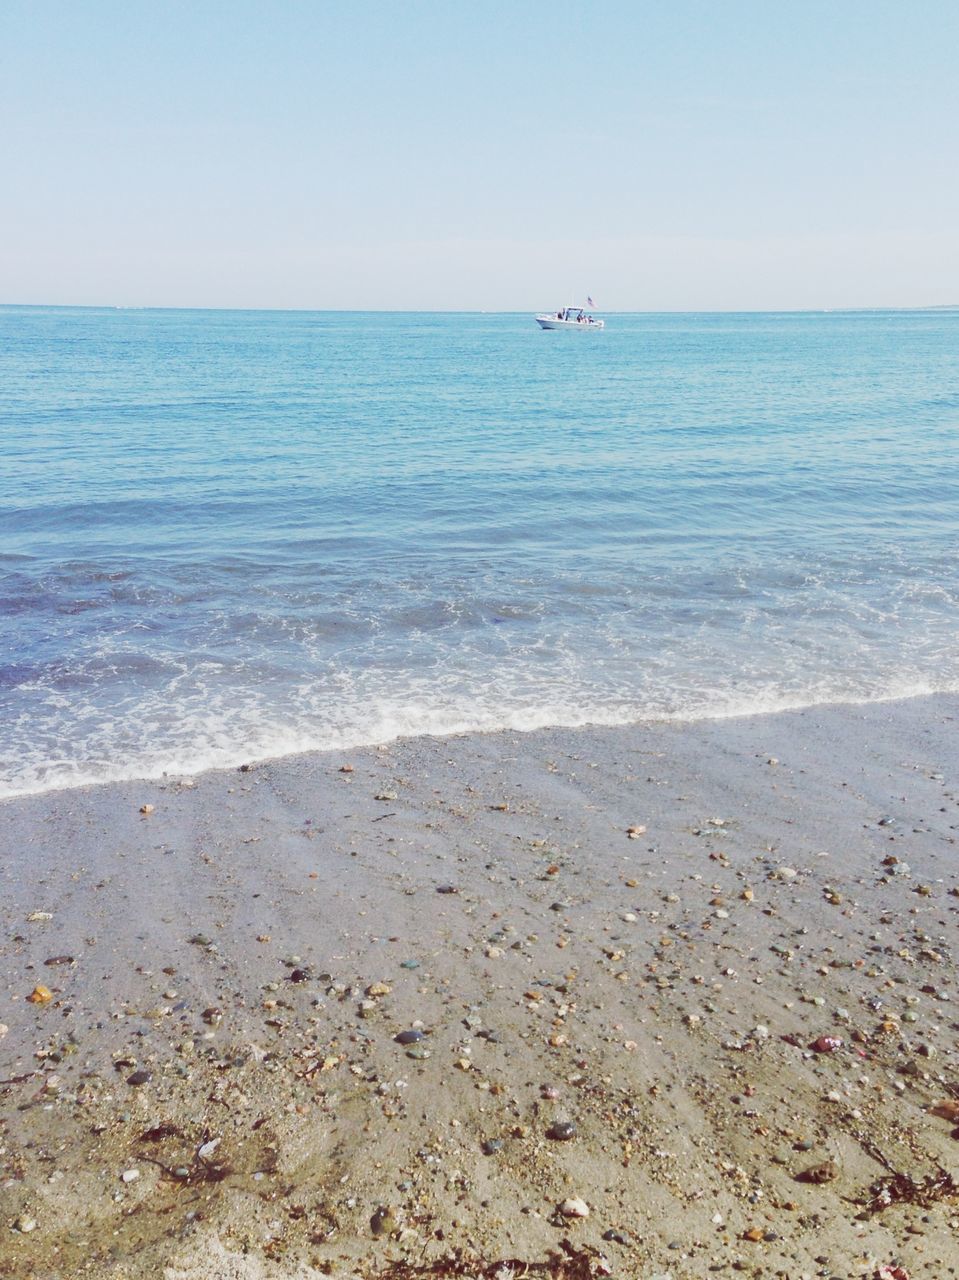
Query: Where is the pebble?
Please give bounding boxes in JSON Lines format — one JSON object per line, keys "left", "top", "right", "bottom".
{"left": 26, "top": 911, "right": 53, "bottom": 922}
{"left": 395, "top": 1029, "right": 425, "bottom": 1045}
{"left": 139, "top": 804, "right": 154, "bottom": 815}
{"left": 482, "top": 1138, "right": 503, "bottom": 1155}
{"left": 370, "top": 1205, "right": 395, "bottom": 1237}
{"left": 558, "top": 1197, "right": 589, "bottom": 1218}
{"left": 547, "top": 1120, "right": 577, "bottom": 1141}
{"left": 14, "top": 1214, "right": 37, "bottom": 1233}
{"left": 930, "top": 1100, "right": 959, "bottom": 1123}
{"left": 121, "top": 1169, "right": 140, "bottom": 1183}
{"left": 0, "top": 1023, "right": 7, "bottom": 1039}
{"left": 26, "top": 984, "right": 53, "bottom": 1004}
{"left": 366, "top": 982, "right": 392, "bottom": 997}
{"left": 797, "top": 1159, "right": 839, "bottom": 1184}
{"left": 126, "top": 1070, "right": 153, "bottom": 1086}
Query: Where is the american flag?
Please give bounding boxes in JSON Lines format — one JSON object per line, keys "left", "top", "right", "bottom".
{"left": 587, "top": 295, "right": 596, "bottom": 308}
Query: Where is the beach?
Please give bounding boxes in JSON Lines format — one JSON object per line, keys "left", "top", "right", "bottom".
{"left": 5, "top": 3, "right": 959, "bottom": 1275}
{"left": 2, "top": 694, "right": 957, "bottom": 1278}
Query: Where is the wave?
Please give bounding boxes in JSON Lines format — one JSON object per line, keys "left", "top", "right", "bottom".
{"left": 2, "top": 675, "right": 954, "bottom": 802}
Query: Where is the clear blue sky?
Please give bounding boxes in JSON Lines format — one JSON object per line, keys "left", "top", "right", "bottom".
{"left": 2, "top": 0, "right": 957, "bottom": 310}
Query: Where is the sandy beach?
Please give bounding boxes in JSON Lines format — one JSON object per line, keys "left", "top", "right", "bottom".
{"left": 2, "top": 695, "right": 958, "bottom": 1279}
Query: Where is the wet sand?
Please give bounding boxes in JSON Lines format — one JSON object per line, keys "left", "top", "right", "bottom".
{"left": 1, "top": 695, "right": 958, "bottom": 1279}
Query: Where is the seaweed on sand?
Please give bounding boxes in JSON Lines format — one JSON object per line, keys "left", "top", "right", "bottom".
{"left": 368, "top": 1239, "right": 609, "bottom": 1277}
{"left": 853, "top": 1133, "right": 959, "bottom": 1217}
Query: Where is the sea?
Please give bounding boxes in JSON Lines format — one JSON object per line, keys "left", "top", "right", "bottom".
{"left": 2, "top": 305, "right": 958, "bottom": 800}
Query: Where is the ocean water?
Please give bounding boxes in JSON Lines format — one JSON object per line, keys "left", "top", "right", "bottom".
{"left": 2, "top": 305, "right": 958, "bottom": 799}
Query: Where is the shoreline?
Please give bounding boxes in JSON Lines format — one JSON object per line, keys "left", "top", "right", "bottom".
{"left": 1, "top": 693, "right": 958, "bottom": 1277}
{"left": 3, "top": 685, "right": 953, "bottom": 807}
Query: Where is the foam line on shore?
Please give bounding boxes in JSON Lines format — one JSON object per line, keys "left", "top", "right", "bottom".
{"left": 1, "top": 678, "right": 951, "bottom": 802}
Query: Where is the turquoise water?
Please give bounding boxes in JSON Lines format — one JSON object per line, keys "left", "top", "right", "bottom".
{"left": 2, "top": 305, "right": 958, "bottom": 797}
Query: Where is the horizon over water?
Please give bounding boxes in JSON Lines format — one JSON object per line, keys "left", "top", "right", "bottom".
{"left": 2, "top": 305, "right": 958, "bottom": 799}
{"left": 7, "top": 303, "right": 959, "bottom": 314}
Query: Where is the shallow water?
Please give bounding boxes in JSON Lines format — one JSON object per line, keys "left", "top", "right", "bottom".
{"left": 2, "top": 305, "right": 958, "bottom": 796}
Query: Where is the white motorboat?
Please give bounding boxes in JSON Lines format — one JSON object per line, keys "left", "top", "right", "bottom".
{"left": 535, "top": 304, "right": 604, "bottom": 330}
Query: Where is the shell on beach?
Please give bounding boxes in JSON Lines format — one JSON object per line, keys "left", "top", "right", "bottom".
{"left": 796, "top": 1159, "right": 839, "bottom": 1184}
{"left": 930, "top": 1100, "right": 959, "bottom": 1123}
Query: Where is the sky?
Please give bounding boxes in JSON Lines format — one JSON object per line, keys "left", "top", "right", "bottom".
{"left": 1, "top": 0, "right": 957, "bottom": 310}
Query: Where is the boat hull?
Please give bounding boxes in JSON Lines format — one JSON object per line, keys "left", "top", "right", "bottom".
{"left": 535, "top": 315, "right": 604, "bottom": 330}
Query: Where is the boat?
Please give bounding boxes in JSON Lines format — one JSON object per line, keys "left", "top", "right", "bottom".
{"left": 534, "top": 303, "right": 604, "bottom": 330}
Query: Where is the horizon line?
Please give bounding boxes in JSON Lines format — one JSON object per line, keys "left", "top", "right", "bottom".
{"left": 2, "top": 302, "right": 958, "bottom": 316}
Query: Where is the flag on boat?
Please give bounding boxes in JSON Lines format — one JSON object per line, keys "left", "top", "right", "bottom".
{"left": 587, "top": 296, "right": 596, "bottom": 308}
